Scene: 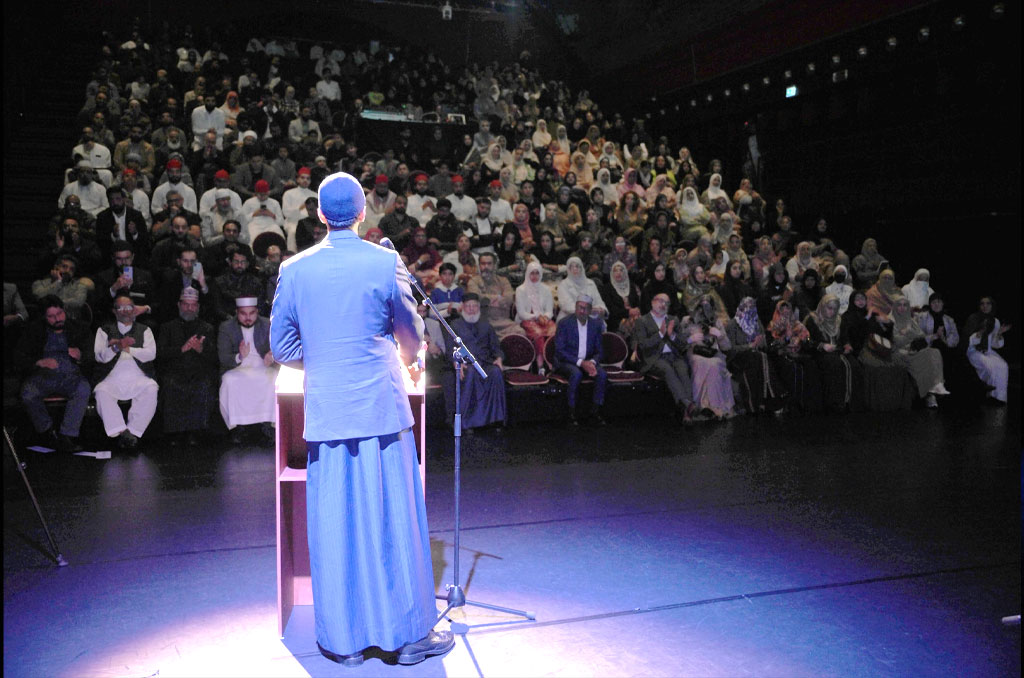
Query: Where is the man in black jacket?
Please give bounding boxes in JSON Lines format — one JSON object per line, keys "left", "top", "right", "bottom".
{"left": 16, "top": 296, "right": 93, "bottom": 452}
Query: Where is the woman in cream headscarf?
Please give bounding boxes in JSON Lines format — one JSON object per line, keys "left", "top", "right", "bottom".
{"left": 700, "top": 173, "right": 731, "bottom": 209}
{"left": 557, "top": 257, "right": 606, "bottom": 320}
{"left": 532, "top": 119, "right": 552, "bottom": 151}
{"left": 516, "top": 260, "right": 556, "bottom": 372}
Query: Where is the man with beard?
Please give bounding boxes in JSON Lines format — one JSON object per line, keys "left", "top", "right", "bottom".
{"left": 218, "top": 296, "right": 276, "bottom": 443}
{"left": 363, "top": 174, "right": 396, "bottom": 231}
{"left": 281, "top": 167, "right": 316, "bottom": 250}
{"left": 441, "top": 293, "right": 506, "bottom": 431}
{"left": 212, "top": 245, "right": 264, "bottom": 318}
{"left": 151, "top": 159, "right": 198, "bottom": 215}
{"left": 198, "top": 169, "right": 242, "bottom": 216}
{"left": 93, "top": 293, "right": 159, "bottom": 449}
{"left": 114, "top": 125, "right": 156, "bottom": 178}
{"left": 444, "top": 174, "right": 475, "bottom": 222}
{"left": 96, "top": 186, "right": 149, "bottom": 262}
{"left": 424, "top": 198, "right": 468, "bottom": 253}
{"left": 150, "top": 214, "right": 203, "bottom": 275}
{"left": 16, "top": 296, "right": 93, "bottom": 453}
{"left": 241, "top": 179, "right": 285, "bottom": 242}
{"left": 294, "top": 197, "right": 322, "bottom": 251}
{"left": 157, "top": 287, "right": 218, "bottom": 447}
{"left": 58, "top": 162, "right": 109, "bottom": 217}
{"left": 405, "top": 173, "right": 437, "bottom": 228}
{"left": 202, "top": 189, "right": 249, "bottom": 247}
{"left": 95, "top": 241, "right": 155, "bottom": 324}
{"left": 466, "top": 252, "right": 524, "bottom": 339}
{"left": 190, "top": 93, "right": 226, "bottom": 151}
{"left": 31, "top": 254, "right": 91, "bottom": 322}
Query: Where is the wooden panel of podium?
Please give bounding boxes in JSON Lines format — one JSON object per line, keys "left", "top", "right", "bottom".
{"left": 274, "top": 365, "right": 426, "bottom": 638}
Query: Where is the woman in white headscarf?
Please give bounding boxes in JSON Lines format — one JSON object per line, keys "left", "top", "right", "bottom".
{"left": 516, "top": 260, "right": 556, "bottom": 372}
{"left": 700, "top": 173, "right": 731, "bottom": 209}
{"left": 532, "top": 119, "right": 552, "bottom": 151}
{"left": 678, "top": 186, "right": 712, "bottom": 243}
{"left": 557, "top": 257, "right": 606, "bottom": 320}
{"left": 901, "top": 269, "right": 935, "bottom": 312}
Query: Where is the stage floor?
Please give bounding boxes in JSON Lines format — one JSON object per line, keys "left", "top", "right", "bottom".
{"left": 4, "top": 401, "right": 1020, "bottom": 677}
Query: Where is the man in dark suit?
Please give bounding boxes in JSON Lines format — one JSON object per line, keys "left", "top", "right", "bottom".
{"left": 94, "top": 240, "right": 156, "bottom": 326}
{"left": 553, "top": 294, "right": 608, "bottom": 424}
{"left": 95, "top": 186, "right": 149, "bottom": 265}
{"left": 270, "top": 172, "right": 452, "bottom": 666}
{"left": 634, "top": 292, "right": 695, "bottom": 424}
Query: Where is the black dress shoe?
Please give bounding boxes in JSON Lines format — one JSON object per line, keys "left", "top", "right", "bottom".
{"left": 397, "top": 630, "right": 455, "bottom": 665}
{"left": 317, "top": 642, "right": 364, "bottom": 667}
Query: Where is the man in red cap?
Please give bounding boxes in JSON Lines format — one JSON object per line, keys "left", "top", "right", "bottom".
{"left": 151, "top": 158, "right": 198, "bottom": 215}
{"left": 445, "top": 173, "right": 475, "bottom": 222}
{"left": 362, "top": 173, "right": 395, "bottom": 231}
{"left": 281, "top": 166, "right": 316, "bottom": 250}
{"left": 405, "top": 172, "right": 436, "bottom": 227}
{"left": 241, "top": 179, "right": 285, "bottom": 242}
{"left": 198, "top": 168, "right": 241, "bottom": 215}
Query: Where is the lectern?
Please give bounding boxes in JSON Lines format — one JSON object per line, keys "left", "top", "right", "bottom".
{"left": 274, "top": 365, "right": 426, "bottom": 637}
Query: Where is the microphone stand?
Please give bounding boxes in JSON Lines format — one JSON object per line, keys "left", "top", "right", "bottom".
{"left": 388, "top": 242, "right": 534, "bottom": 632}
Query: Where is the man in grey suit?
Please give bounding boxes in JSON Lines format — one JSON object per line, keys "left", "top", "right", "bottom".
{"left": 218, "top": 296, "right": 276, "bottom": 442}
{"left": 634, "top": 292, "right": 696, "bottom": 424}
{"left": 270, "top": 172, "right": 453, "bottom": 666}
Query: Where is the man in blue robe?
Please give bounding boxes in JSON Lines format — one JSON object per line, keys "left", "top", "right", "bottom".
{"left": 270, "top": 171, "right": 453, "bottom": 666}
{"left": 443, "top": 292, "right": 506, "bottom": 430}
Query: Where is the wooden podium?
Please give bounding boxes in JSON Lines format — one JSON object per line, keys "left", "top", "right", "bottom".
{"left": 274, "top": 365, "right": 426, "bottom": 638}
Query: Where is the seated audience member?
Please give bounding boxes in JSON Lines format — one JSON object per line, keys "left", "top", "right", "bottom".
{"left": 964, "top": 296, "right": 1010, "bottom": 404}
{"left": 634, "top": 291, "right": 695, "bottom": 423}
{"left": 441, "top": 234, "right": 478, "bottom": 285}
{"left": 825, "top": 265, "right": 854, "bottom": 313}
{"left": 467, "top": 252, "right": 524, "bottom": 339}
{"left": 32, "top": 254, "right": 91, "bottom": 323}
{"left": 557, "top": 257, "right": 607, "bottom": 321}
{"left": 218, "top": 297, "right": 277, "bottom": 443}
{"left": 603, "top": 261, "right": 641, "bottom": 336}
{"left": 202, "top": 189, "right": 249, "bottom": 246}
{"left": 726, "top": 296, "right": 784, "bottom": 415}
{"left": 241, "top": 180, "right": 285, "bottom": 242}
{"left": 93, "top": 294, "right": 159, "bottom": 449}
{"left": 495, "top": 227, "right": 527, "bottom": 286}
{"left": 94, "top": 241, "right": 155, "bottom": 324}
{"left": 294, "top": 197, "right": 322, "bottom": 251}
{"left": 429, "top": 264, "right": 463, "bottom": 318}
{"left": 58, "top": 163, "right": 109, "bottom": 217}
{"left": 890, "top": 295, "right": 950, "bottom": 408}
{"left": 379, "top": 194, "right": 419, "bottom": 252}
{"left": 441, "top": 293, "right": 506, "bottom": 430}
{"left": 401, "top": 227, "right": 442, "bottom": 291}
{"left": 151, "top": 159, "right": 198, "bottom": 215}
{"left": 152, "top": 190, "right": 202, "bottom": 241}
{"left": 681, "top": 294, "right": 734, "bottom": 419}
{"left": 851, "top": 238, "right": 887, "bottom": 288}
{"left": 281, "top": 167, "right": 316, "bottom": 250}
{"left": 515, "top": 261, "right": 556, "bottom": 373}
{"left": 916, "top": 292, "right": 959, "bottom": 355}
{"left": 718, "top": 260, "right": 756, "bottom": 319}
{"left": 156, "top": 287, "right": 218, "bottom": 446}
{"left": 791, "top": 269, "right": 824, "bottom": 321}
{"left": 804, "top": 294, "right": 863, "bottom": 412}
{"left": 15, "top": 296, "right": 93, "bottom": 453}
{"left": 768, "top": 299, "right": 822, "bottom": 414}
{"left": 553, "top": 294, "right": 608, "bottom": 425}
{"left": 901, "top": 269, "right": 935, "bottom": 312}
{"left": 212, "top": 246, "right": 265, "bottom": 318}
{"left": 150, "top": 214, "right": 203, "bottom": 275}
{"left": 96, "top": 186, "right": 149, "bottom": 262}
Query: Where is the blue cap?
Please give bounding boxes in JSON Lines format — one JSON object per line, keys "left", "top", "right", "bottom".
{"left": 318, "top": 172, "right": 366, "bottom": 228}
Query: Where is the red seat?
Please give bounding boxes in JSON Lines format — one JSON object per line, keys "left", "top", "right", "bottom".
{"left": 499, "top": 334, "right": 548, "bottom": 386}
